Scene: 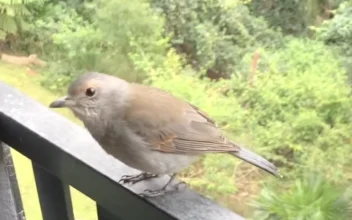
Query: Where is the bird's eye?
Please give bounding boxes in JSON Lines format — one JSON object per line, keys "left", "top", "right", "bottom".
{"left": 85, "top": 88, "right": 96, "bottom": 97}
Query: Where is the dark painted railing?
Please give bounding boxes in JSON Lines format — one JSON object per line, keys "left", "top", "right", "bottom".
{"left": 0, "top": 81, "right": 244, "bottom": 220}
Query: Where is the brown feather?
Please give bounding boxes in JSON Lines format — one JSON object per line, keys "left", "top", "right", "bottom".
{"left": 123, "top": 83, "right": 239, "bottom": 154}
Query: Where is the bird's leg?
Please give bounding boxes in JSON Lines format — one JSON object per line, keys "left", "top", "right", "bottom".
{"left": 139, "top": 174, "right": 187, "bottom": 198}
{"left": 118, "top": 172, "right": 159, "bottom": 185}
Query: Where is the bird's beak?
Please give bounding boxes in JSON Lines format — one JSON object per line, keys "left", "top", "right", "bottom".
{"left": 49, "top": 96, "right": 75, "bottom": 108}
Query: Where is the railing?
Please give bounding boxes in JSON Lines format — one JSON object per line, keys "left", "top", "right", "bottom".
{"left": 0, "top": 81, "right": 244, "bottom": 220}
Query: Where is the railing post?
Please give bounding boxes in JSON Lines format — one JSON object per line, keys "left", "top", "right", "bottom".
{"left": 0, "top": 142, "right": 26, "bottom": 220}
{"left": 97, "top": 204, "right": 124, "bottom": 220}
{"left": 32, "top": 162, "right": 75, "bottom": 220}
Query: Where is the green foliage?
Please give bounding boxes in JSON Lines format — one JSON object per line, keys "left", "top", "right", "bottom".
{"left": 149, "top": 0, "right": 283, "bottom": 78}
{"left": 251, "top": 174, "right": 352, "bottom": 220}
{"left": 0, "top": 0, "right": 42, "bottom": 41}
{"left": 232, "top": 38, "right": 352, "bottom": 181}
{"left": 315, "top": 0, "right": 352, "bottom": 43}
{"left": 22, "top": 1, "right": 103, "bottom": 92}
{"left": 249, "top": 0, "right": 343, "bottom": 35}
{"left": 22, "top": 0, "right": 168, "bottom": 92}
{"left": 94, "top": 0, "right": 169, "bottom": 78}
{"left": 314, "top": 0, "right": 352, "bottom": 82}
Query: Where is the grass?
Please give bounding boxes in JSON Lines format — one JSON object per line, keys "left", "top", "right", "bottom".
{"left": 0, "top": 62, "right": 97, "bottom": 220}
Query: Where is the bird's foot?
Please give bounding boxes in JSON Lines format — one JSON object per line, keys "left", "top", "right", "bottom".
{"left": 118, "top": 172, "right": 159, "bottom": 185}
{"left": 139, "top": 180, "right": 187, "bottom": 198}
{"left": 139, "top": 188, "right": 169, "bottom": 197}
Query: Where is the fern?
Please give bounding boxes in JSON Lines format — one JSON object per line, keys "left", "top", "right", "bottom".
{"left": 251, "top": 174, "right": 352, "bottom": 220}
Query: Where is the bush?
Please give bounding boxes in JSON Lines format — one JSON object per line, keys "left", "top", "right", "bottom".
{"left": 232, "top": 38, "right": 352, "bottom": 182}
{"left": 0, "top": 0, "right": 42, "bottom": 41}
{"left": 94, "top": 0, "right": 169, "bottom": 78}
{"left": 314, "top": 0, "right": 352, "bottom": 83}
{"left": 20, "top": 1, "right": 105, "bottom": 92}
{"left": 249, "top": 0, "right": 343, "bottom": 35}
{"left": 251, "top": 174, "right": 352, "bottom": 220}
{"left": 21, "top": 0, "right": 169, "bottom": 92}
{"left": 149, "top": 0, "right": 283, "bottom": 79}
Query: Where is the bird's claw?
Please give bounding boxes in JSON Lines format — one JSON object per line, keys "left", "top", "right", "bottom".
{"left": 139, "top": 188, "right": 167, "bottom": 197}
{"left": 138, "top": 180, "right": 187, "bottom": 198}
{"left": 174, "top": 180, "right": 187, "bottom": 189}
{"left": 118, "top": 172, "right": 159, "bottom": 185}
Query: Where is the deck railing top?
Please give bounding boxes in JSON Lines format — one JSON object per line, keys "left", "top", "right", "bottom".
{"left": 0, "top": 81, "right": 244, "bottom": 220}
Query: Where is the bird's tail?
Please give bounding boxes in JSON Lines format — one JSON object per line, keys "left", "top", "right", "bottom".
{"left": 229, "top": 143, "right": 282, "bottom": 178}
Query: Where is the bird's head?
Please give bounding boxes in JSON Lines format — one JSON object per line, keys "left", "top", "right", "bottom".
{"left": 49, "top": 72, "right": 129, "bottom": 120}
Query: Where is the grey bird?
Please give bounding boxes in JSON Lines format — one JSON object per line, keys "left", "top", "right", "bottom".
{"left": 49, "top": 72, "right": 281, "bottom": 197}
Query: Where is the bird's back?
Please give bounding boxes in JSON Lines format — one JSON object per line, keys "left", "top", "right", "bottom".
{"left": 124, "top": 83, "right": 189, "bottom": 131}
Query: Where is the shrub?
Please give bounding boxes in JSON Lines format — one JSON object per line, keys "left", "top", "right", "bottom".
{"left": 232, "top": 38, "right": 352, "bottom": 182}
{"left": 20, "top": 1, "right": 104, "bottom": 92}
{"left": 249, "top": 0, "right": 342, "bottom": 35}
{"left": 251, "top": 174, "right": 352, "bottom": 220}
{"left": 0, "top": 0, "right": 43, "bottom": 41}
{"left": 22, "top": 0, "right": 169, "bottom": 92}
{"left": 314, "top": 0, "right": 352, "bottom": 82}
{"left": 149, "top": 0, "right": 283, "bottom": 79}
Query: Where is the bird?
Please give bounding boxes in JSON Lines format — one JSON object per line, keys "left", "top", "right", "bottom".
{"left": 49, "top": 72, "right": 281, "bottom": 197}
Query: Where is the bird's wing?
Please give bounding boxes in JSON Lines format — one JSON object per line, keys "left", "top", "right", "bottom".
{"left": 123, "top": 84, "right": 239, "bottom": 154}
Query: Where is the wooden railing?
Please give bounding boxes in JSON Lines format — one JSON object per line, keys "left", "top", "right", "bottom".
{"left": 0, "top": 81, "right": 244, "bottom": 220}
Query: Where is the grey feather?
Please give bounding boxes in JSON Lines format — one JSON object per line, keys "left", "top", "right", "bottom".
{"left": 229, "top": 144, "right": 282, "bottom": 178}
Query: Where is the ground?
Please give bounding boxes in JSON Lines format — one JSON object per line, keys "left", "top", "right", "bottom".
{"left": 0, "top": 62, "right": 97, "bottom": 220}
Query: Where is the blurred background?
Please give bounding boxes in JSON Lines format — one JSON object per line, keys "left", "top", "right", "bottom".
{"left": 1, "top": 0, "right": 352, "bottom": 219}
